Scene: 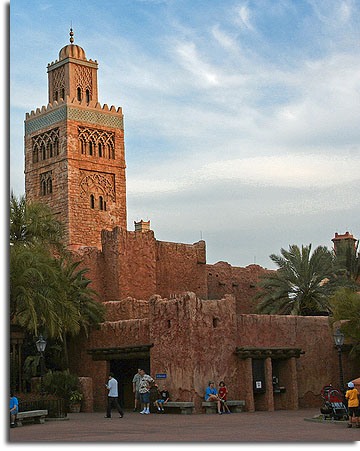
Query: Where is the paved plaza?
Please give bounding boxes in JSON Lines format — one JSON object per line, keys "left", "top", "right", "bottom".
{"left": 9, "top": 408, "right": 360, "bottom": 443}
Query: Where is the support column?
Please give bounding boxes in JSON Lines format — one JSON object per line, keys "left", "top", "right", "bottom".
{"left": 244, "top": 358, "right": 255, "bottom": 412}
{"left": 264, "top": 357, "right": 274, "bottom": 411}
{"left": 285, "top": 357, "right": 299, "bottom": 410}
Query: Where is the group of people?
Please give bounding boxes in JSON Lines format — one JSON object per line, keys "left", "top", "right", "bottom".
{"left": 105, "top": 368, "right": 170, "bottom": 418}
{"left": 132, "top": 368, "right": 170, "bottom": 414}
{"left": 10, "top": 374, "right": 359, "bottom": 427}
{"left": 205, "top": 381, "right": 231, "bottom": 415}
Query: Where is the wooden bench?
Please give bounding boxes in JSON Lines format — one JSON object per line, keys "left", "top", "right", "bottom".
{"left": 202, "top": 400, "right": 245, "bottom": 414}
{"left": 15, "top": 410, "right": 48, "bottom": 426}
{"left": 154, "top": 401, "right": 194, "bottom": 414}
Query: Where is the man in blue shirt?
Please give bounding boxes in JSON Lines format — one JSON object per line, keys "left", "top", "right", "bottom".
{"left": 10, "top": 393, "right": 18, "bottom": 427}
{"left": 104, "top": 373, "right": 124, "bottom": 418}
{"left": 205, "top": 381, "right": 222, "bottom": 414}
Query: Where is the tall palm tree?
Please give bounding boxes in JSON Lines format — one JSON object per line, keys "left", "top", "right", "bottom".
{"left": 10, "top": 192, "right": 66, "bottom": 254}
{"left": 54, "top": 258, "right": 105, "bottom": 368}
{"left": 333, "top": 240, "right": 360, "bottom": 286}
{"left": 329, "top": 288, "right": 360, "bottom": 358}
{"left": 254, "top": 244, "right": 341, "bottom": 315}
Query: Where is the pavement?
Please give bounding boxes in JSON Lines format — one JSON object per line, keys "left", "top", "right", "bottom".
{"left": 9, "top": 408, "right": 360, "bottom": 443}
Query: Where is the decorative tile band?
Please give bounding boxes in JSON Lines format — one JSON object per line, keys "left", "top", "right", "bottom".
{"left": 25, "top": 107, "right": 67, "bottom": 135}
{"left": 25, "top": 106, "right": 124, "bottom": 135}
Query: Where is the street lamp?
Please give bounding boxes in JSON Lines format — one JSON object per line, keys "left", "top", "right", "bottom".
{"left": 36, "top": 336, "right": 47, "bottom": 395}
{"left": 333, "top": 327, "right": 345, "bottom": 397}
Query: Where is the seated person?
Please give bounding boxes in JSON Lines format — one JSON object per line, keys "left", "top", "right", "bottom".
{"left": 155, "top": 386, "right": 170, "bottom": 413}
{"left": 10, "top": 393, "right": 18, "bottom": 428}
{"left": 218, "top": 381, "right": 231, "bottom": 413}
{"left": 205, "top": 381, "right": 222, "bottom": 414}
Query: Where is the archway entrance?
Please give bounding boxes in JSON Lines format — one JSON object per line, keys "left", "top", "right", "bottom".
{"left": 87, "top": 344, "right": 153, "bottom": 410}
{"left": 110, "top": 358, "right": 150, "bottom": 409}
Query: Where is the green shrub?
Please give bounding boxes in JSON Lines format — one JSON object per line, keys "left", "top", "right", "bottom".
{"left": 43, "top": 369, "right": 79, "bottom": 403}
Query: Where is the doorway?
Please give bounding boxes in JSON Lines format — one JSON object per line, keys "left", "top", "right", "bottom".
{"left": 110, "top": 358, "right": 150, "bottom": 409}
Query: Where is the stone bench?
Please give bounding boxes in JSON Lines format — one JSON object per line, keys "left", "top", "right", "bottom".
{"left": 154, "top": 401, "right": 194, "bottom": 415}
{"left": 15, "top": 410, "right": 48, "bottom": 426}
{"left": 202, "top": 400, "right": 245, "bottom": 414}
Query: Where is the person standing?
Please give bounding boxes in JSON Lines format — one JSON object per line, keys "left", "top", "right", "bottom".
{"left": 345, "top": 381, "right": 359, "bottom": 428}
{"left": 138, "top": 369, "right": 154, "bottom": 415}
{"left": 10, "top": 393, "right": 19, "bottom": 428}
{"left": 132, "top": 368, "right": 142, "bottom": 412}
{"left": 104, "top": 373, "right": 124, "bottom": 418}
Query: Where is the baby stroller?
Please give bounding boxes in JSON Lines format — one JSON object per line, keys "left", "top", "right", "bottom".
{"left": 320, "top": 385, "right": 348, "bottom": 420}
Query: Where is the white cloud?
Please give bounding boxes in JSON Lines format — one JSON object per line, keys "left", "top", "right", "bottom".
{"left": 235, "top": 4, "right": 255, "bottom": 31}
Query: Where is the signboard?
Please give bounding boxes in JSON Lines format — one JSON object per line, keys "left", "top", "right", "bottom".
{"left": 156, "top": 373, "right": 167, "bottom": 379}
{"left": 255, "top": 381, "right": 262, "bottom": 389}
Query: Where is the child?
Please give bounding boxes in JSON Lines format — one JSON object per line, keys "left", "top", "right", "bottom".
{"left": 345, "top": 382, "right": 359, "bottom": 428}
{"left": 155, "top": 386, "right": 170, "bottom": 413}
{"left": 218, "top": 381, "right": 231, "bottom": 414}
{"left": 10, "top": 393, "right": 19, "bottom": 428}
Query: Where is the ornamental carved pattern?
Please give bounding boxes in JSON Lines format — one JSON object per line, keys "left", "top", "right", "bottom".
{"left": 79, "top": 170, "right": 116, "bottom": 202}
{"left": 52, "top": 66, "right": 65, "bottom": 93}
{"left": 32, "top": 128, "right": 60, "bottom": 163}
{"left": 74, "top": 64, "right": 92, "bottom": 95}
{"left": 78, "top": 126, "right": 115, "bottom": 158}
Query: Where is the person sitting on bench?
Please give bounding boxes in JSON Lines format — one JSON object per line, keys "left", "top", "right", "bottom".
{"left": 205, "top": 381, "right": 222, "bottom": 414}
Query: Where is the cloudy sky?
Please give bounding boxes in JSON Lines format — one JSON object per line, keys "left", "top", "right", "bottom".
{"left": 10, "top": 0, "right": 360, "bottom": 269}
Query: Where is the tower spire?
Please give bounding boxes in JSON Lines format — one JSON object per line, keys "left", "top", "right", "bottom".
{"left": 69, "top": 27, "right": 74, "bottom": 44}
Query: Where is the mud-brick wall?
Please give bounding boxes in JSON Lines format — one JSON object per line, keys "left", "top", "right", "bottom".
{"left": 236, "top": 314, "right": 360, "bottom": 407}
{"left": 207, "top": 262, "right": 271, "bottom": 314}
{"left": 101, "top": 227, "right": 157, "bottom": 301}
{"left": 104, "top": 299, "right": 149, "bottom": 321}
{"left": 149, "top": 293, "right": 238, "bottom": 413}
{"left": 73, "top": 247, "right": 105, "bottom": 299}
{"left": 156, "top": 240, "right": 208, "bottom": 300}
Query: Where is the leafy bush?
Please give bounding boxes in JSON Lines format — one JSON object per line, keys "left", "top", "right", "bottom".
{"left": 43, "top": 369, "right": 79, "bottom": 402}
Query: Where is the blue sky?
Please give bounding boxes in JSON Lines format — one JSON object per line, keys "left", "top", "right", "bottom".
{"left": 9, "top": 0, "right": 360, "bottom": 269}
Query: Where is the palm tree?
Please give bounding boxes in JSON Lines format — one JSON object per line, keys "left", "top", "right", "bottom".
{"left": 54, "top": 258, "right": 105, "bottom": 368}
{"left": 333, "top": 240, "right": 360, "bottom": 286}
{"left": 10, "top": 192, "right": 66, "bottom": 253}
{"left": 254, "top": 244, "right": 341, "bottom": 315}
{"left": 329, "top": 288, "right": 360, "bottom": 358}
{"left": 10, "top": 244, "right": 63, "bottom": 337}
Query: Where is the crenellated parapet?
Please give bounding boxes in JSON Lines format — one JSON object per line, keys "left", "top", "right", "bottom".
{"left": 25, "top": 96, "right": 123, "bottom": 135}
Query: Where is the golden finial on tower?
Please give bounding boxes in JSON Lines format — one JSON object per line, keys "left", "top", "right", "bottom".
{"left": 69, "top": 27, "right": 74, "bottom": 44}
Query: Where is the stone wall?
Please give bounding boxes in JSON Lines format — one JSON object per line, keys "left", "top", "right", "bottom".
{"left": 207, "top": 262, "right": 272, "bottom": 314}
{"left": 156, "top": 240, "right": 207, "bottom": 299}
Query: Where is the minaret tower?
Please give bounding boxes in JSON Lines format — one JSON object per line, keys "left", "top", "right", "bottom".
{"left": 24, "top": 30, "right": 127, "bottom": 249}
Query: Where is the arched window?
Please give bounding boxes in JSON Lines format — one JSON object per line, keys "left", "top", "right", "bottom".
{"left": 41, "top": 180, "right": 46, "bottom": 196}
{"left": 107, "top": 144, "right": 111, "bottom": 159}
{"left": 86, "top": 89, "right": 90, "bottom": 103}
{"left": 41, "top": 144, "right": 46, "bottom": 160}
{"left": 98, "top": 142, "right": 102, "bottom": 157}
{"left": 80, "top": 140, "right": 85, "bottom": 154}
{"left": 89, "top": 141, "right": 93, "bottom": 156}
{"left": 77, "top": 87, "right": 82, "bottom": 101}
{"left": 90, "top": 194, "right": 95, "bottom": 209}
{"left": 61, "top": 88, "right": 65, "bottom": 99}
{"left": 47, "top": 178, "right": 52, "bottom": 194}
{"left": 112, "top": 148, "right": 115, "bottom": 159}
{"left": 55, "top": 91, "right": 58, "bottom": 102}
{"left": 104, "top": 201, "right": 107, "bottom": 211}
{"left": 33, "top": 146, "right": 39, "bottom": 163}
{"left": 49, "top": 143, "right": 53, "bottom": 158}
{"left": 99, "top": 196, "right": 104, "bottom": 211}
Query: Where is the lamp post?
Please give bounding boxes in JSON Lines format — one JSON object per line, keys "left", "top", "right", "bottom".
{"left": 36, "top": 336, "right": 47, "bottom": 395}
{"left": 333, "top": 328, "right": 345, "bottom": 397}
